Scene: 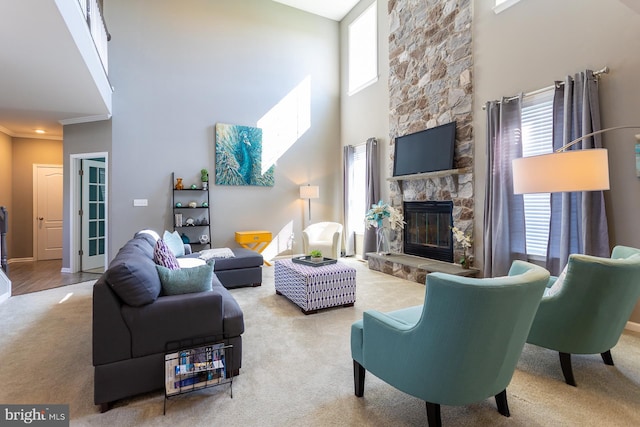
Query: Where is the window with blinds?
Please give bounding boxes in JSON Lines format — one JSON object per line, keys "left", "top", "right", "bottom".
{"left": 521, "top": 88, "right": 554, "bottom": 257}
{"left": 348, "top": 144, "right": 367, "bottom": 234}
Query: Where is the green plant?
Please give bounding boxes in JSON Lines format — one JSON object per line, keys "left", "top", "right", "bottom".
{"left": 200, "top": 168, "right": 209, "bottom": 182}
{"left": 310, "top": 250, "right": 322, "bottom": 258}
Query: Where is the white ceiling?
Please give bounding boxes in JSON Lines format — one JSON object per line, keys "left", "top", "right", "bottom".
{"left": 0, "top": 0, "right": 111, "bottom": 140}
{"left": 271, "top": 0, "right": 360, "bottom": 21}
{"left": 0, "top": 0, "right": 358, "bottom": 140}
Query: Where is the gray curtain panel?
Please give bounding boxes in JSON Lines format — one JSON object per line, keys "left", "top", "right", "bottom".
{"left": 483, "top": 97, "right": 527, "bottom": 277}
{"left": 546, "top": 70, "right": 610, "bottom": 275}
{"left": 342, "top": 145, "right": 355, "bottom": 256}
{"left": 363, "top": 138, "right": 379, "bottom": 259}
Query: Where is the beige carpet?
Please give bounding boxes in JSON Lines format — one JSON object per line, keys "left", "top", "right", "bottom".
{"left": 1, "top": 258, "right": 639, "bottom": 426}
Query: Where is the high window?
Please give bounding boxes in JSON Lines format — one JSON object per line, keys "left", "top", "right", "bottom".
{"left": 348, "top": 2, "right": 378, "bottom": 95}
{"left": 521, "top": 88, "right": 554, "bottom": 257}
{"left": 494, "top": 0, "right": 523, "bottom": 14}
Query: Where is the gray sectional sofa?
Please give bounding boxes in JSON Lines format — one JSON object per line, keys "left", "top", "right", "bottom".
{"left": 92, "top": 232, "right": 245, "bottom": 412}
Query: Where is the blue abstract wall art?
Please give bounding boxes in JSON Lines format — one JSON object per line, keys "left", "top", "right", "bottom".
{"left": 215, "top": 123, "right": 274, "bottom": 186}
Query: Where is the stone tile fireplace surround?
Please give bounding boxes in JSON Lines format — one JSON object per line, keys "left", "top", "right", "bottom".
{"left": 370, "top": 0, "right": 475, "bottom": 283}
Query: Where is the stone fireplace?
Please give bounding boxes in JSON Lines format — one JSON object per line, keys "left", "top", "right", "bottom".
{"left": 404, "top": 201, "right": 453, "bottom": 262}
{"left": 385, "top": 0, "right": 475, "bottom": 275}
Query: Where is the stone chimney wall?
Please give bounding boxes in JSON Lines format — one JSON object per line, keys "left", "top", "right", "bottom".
{"left": 388, "top": 0, "right": 474, "bottom": 265}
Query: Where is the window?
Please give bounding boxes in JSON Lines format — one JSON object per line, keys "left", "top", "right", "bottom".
{"left": 494, "top": 0, "right": 523, "bottom": 14}
{"left": 348, "top": 2, "right": 378, "bottom": 95}
{"left": 348, "top": 144, "right": 367, "bottom": 234}
{"left": 521, "top": 88, "right": 554, "bottom": 257}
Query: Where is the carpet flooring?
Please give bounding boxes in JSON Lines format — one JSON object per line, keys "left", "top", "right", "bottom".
{"left": 0, "top": 258, "right": 639, "bottom": 426}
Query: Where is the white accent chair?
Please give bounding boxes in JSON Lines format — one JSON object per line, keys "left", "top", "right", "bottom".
{"left": 302, "top": 222, "right": 343, "bottom": 259}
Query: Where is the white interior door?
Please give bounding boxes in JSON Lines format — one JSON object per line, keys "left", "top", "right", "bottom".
{"left": 81, "top": 159, "right": 106, "bottom": 272}
{"left": 35, "top": 165, "right": 63, "bottom": 260}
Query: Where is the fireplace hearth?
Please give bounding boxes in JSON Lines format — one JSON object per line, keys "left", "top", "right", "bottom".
{"left": 403, "top": 201, "right": 454, "bottom": 262}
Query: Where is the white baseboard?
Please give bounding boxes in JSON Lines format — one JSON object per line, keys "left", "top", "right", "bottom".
{"left": 625, "top": 321, "right": 640, "bottom": 333}
{"left": 8, "top": 257, "right": 34, "bottom": 264}
{"left": 61, "top": 267, "right": 71, "bottom": 273}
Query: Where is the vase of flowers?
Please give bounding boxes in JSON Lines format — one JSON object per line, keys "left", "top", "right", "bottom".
{"left": 451, "top": 226, "right": 472, "bottom": 268}
{"left": 365, "top": 200, "right": 405, "bottom": 255}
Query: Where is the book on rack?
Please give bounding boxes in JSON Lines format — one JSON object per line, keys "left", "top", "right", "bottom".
{"left": 165, "top": 343, "right": 228, "bottom": 395}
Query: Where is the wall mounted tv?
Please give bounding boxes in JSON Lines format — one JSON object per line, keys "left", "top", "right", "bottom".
{"left": 392, "top": 121, "right": 457, "bottom": 177}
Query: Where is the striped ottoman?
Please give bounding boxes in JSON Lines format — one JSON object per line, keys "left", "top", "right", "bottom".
{"left": 274, "top": 259, "right": 356, "bottom": 314}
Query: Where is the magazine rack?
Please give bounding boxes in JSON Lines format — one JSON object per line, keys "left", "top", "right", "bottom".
{"left": 164, "top": 341, "right": 233, "bottom": 414}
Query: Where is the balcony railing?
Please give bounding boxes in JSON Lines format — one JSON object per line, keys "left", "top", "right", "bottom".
{"left": 78, "top": 0, "right": 110, "bottom": 74}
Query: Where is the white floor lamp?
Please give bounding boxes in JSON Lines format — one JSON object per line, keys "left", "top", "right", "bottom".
{"left": 300, "top": 184, "right": 319, "bottom": 222}
{"left": 513, "top": 126, "right": 640, "bottom": 194}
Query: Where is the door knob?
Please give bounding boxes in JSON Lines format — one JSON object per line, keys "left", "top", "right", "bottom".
{"left": 38, "top": 217, "right": 44, "bottom": 220}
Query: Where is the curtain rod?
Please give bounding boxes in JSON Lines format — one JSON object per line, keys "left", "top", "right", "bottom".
{"left": 482, "top": 66, "right": 609, "bottom": 109}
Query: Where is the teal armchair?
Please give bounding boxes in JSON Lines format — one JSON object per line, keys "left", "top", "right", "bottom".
{"left": 351, "top": 261, "right": 549, "bottom": 426}
{"left": 526, "top": 245, "right": 640, "bottom": 386}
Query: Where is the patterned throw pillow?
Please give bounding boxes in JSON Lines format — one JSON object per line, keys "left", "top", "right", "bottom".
{"left": 154, "top": 239, "right": 180, "bottom": 270}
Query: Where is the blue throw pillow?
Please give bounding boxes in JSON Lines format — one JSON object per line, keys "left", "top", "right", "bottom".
{"left": 163, "top": 230, "right": 185, "bottom": 257}
{"left": 156, "top": 263, "right": 213, "bottom": 296}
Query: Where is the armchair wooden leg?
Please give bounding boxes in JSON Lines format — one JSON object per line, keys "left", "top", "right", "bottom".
{"left": 601, "top": 350, "right": 614, "bottom": 366}
{"left": 353, "top": 360, "right": 365, "bottom": 397}
{"left": 559, "top": 352, "right": 577, "bottom": 386}
{"left": 425, "top": 402, "right": 441, "bottom": 427}
{"left": 495, "top": 389, "right": 510, "bottom": 417}
{"left": 99, "top": 402, "right": 111, "bottom": 413}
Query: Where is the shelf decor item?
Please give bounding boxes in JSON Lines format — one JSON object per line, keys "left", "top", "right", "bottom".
{"left": 201, "top": 169, "right": 209, "bottom": 190}
{"left": 188, "top": 201, "right": 197, "bottom": 208}
{"left": 175, "top": 178, "right": 184, "bottom": 190}
{"left": 175, "top": 214, "right": 183, "bottom": 228}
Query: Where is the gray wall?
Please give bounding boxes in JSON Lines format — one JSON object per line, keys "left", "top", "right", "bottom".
{"left": 340, "top": 0, "right": 391, "bottom": 204}
{"left": 104, "top": 0, "right": 340, "bottom": 258}
{"left": 0, "top": 131, "right": 11, "bottom": 259}
{"left": 62, "top": 120, "right": 112, "bottom": 268}
{"left": 473, "top": 0, "right": 640, "bottom": 323}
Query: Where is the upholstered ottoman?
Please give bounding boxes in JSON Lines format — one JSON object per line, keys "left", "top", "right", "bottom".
{"left": 274, "top": 259, "right": 356, "bottom": 314}
{"left": 212, "top": 248, "right": 263, "bottom": 289}
{"left": 184, "top": 247, "right": 263, "bottom": 289}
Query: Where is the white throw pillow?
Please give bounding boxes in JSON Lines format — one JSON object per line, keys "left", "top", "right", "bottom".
{"left": 177, "top": 258, "right": 207, "bottom": 269}
{"left": 544, "top": 265, "right": 568, "bottom": 297}
{"left": 138, "top": 229, "right": 160, "bottom": 242}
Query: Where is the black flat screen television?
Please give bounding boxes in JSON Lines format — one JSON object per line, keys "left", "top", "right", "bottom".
{"left": 392, "top": 121, "right": 456, "bottom": 177}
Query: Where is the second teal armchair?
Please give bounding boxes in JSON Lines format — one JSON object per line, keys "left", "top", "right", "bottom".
{"left": 527, "top": 245, "right": 640, "bottom": 386}
{"left": 351, "top": 260, "right": 549, "bottom": 426}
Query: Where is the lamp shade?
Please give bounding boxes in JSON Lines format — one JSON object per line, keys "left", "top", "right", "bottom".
{"left": 512, "top": 149, "right": 610, "bottom": 194}
{"left": 299, "top": 185, "right": 319, "bottom": 199}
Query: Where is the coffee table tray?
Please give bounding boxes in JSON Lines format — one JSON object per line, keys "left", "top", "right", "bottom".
{"left": 292, "top": 256, "right": 338, "bottom": 267}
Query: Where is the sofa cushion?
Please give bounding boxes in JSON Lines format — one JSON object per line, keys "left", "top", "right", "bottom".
{"left": 212, "top": 248, "right": 263, "bottom": 271}
{"left": 157, "top": 263, "right": 214, "bottom": 296}
{"left": 163, "top": 230, "right": 185, "bottom": 257}
{"left": 105, "top": 252, "right": 162, "bottom": 307}
{"left": 154, "top": 239, "right": 180, "bottom": 270}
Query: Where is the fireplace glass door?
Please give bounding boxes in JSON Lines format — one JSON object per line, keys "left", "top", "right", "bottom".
{"left": 403, "top": 201, "right": 454, "bottom": 262}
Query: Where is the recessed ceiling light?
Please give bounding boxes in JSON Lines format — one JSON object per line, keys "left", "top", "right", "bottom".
{"left": 35, "top": 129, "right": 46, "bottom": 134}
